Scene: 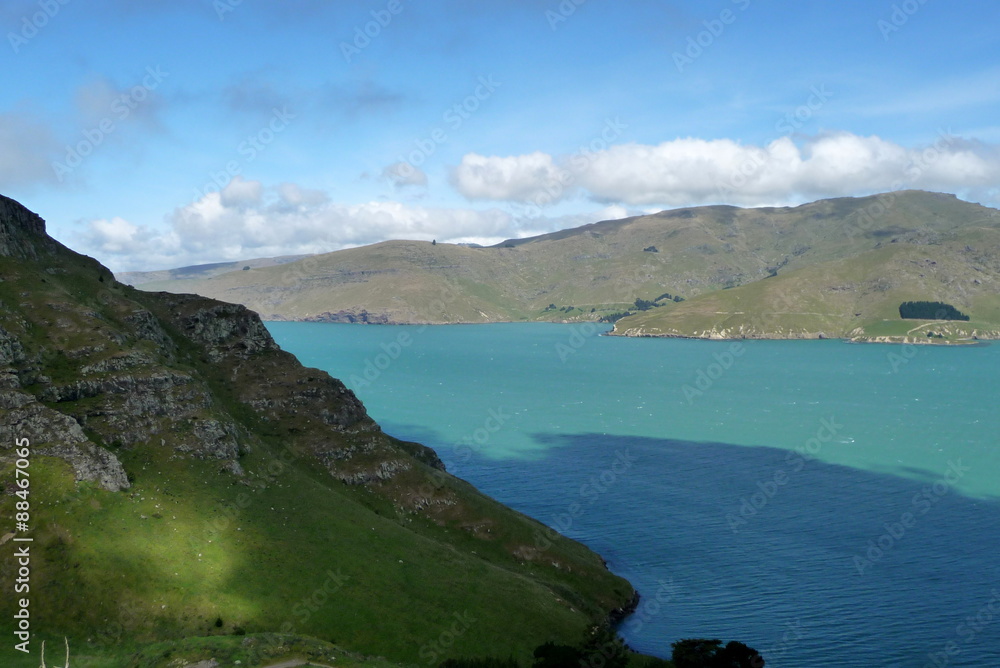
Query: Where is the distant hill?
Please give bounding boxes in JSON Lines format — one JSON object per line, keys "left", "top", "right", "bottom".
{"left": 116, "top": 253, "right": 310, "bottom": 286}
{"left": 0, "top": 194, "right": 635, "bottom": 666}
{"left": 133, "top": 191, "right": 1000, "bottom": 343}
{"left": 612, "top": 228, "right": 1000, "bottom": 343}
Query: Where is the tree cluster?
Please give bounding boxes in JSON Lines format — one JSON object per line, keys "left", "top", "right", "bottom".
{"left": 438, "top": 633, "right": 765, "bottom": 668}
{"left": 671, "top": 638, "right": 764, "bottom": 668}
{"left": 634, "top": 298, "right": 656, "bottom": 311}
{"left": 898, "top": 301, "right": 970, "bottom": 321}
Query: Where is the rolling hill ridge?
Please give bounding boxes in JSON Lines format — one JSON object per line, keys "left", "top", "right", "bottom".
{"left": 128, "top": 191, "right": 1000, "bottom": 342}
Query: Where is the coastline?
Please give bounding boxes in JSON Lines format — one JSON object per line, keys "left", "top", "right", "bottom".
{"left": 274, "top": 318, "right": 997, "bottom": 346}
{"left": 609, "top": 330, "right": 992, "bottom": 346}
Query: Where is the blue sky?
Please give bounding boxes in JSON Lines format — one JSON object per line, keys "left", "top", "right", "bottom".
{"left": 3, "top": 0, "right": 999, "bottom": 271}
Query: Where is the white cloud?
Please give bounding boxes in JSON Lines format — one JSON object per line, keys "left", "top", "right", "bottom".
{"left": 81, "top": 181, "right": 518, "bottom": 271}
{"left": 85, "top": 217, "right": 144, "bottom": 254}
{"left": 219, "top": 176, "right": 263, "bottom": 207}
{"left": 451, "top": 151, "right": 567, "bottom": 202}
{"left": 275, "top": 182, "right": 330, "bottom": 207}
{"left": 452, "top": 132, "right": 1000, "bottom": 208}
{"left": 79, "top": 180, "right": 637, "bottom": 271}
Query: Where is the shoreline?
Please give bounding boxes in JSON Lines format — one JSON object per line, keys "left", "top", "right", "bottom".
{"left": 265, "top": 319, "right": 995, "bottom": 346}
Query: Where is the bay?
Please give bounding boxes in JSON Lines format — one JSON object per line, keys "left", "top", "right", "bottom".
{"left": 266, "top": 322, "right": 1000, "bottom": 667}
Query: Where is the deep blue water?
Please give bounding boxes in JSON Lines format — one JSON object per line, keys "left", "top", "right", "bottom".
{"left": 266, "top": 322, "right": 1000, "bottom": 667}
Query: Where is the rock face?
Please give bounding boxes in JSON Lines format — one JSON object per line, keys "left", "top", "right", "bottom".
{"left": 302, "top": 309, "right": 393, "bottom": 324}
{"left": 164, "top": 297, "right": 279, "bottom": 361}
{"left": 0, "top": 388, "right": 130, "bottom": 491}
{"left": 0, "top": 195, "right": 434, "bottom": 496}
{"left": 0, "top": 194, "right": 54, "bottom": 260}
{"left": 0, "top": 200, "right": 128, "bottom": 489}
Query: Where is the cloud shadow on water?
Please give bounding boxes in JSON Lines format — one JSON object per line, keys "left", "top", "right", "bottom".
{"left": 478, "top": 432, "right": 1000, "bottom": 668}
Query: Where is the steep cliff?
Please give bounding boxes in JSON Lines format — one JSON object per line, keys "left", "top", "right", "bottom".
{"left": 0, "top": 195, "right": 634, "bottom": 665}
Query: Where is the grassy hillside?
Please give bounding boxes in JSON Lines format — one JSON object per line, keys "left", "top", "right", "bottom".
{"left": 612, "top": 226, "right": 1000, "bottom": 342}
{"left": 0, "top": 195, "right": 636, "bottom": 667}
{"left": 117, "top": 254, "right": 309, "bottom": 287}
{"left": 130, "top": 192, "right": 1000, "bottom": 339}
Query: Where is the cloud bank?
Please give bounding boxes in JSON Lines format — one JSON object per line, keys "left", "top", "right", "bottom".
{"left": 81, "top": 178, "right": 517, "bottom": 271}
{"left": 451, "top": 132, "right": 1000, "bottom": 207}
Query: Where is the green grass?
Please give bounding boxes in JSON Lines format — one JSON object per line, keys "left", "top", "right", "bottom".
{"left": 1, "top": 431, "right": 619, "bottom": 663}
{"left": 0, "top": 633, "right": 403, "bottom": 668}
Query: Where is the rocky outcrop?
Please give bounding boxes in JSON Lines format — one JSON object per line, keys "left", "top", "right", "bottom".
{"left": 303, "top": 309, "right": 394, "bottom": 324}
{"left": 0, "top": 314, "right": 131, "bottom": 492}
{"left": 0, "top": 388, "right": 129, "bottom": 491}
{"left": 0, "top": 190, "right": 422, "bottom": 494}
{"left": 0, "top": 324, "right": 27, "bottom": 367}
{"left": 161, "top": 296, "right": 278, "bottom": 361}
{"left": 245, "top": 370, "right": 370, "bottom": 432}
{"left": 0, "top": 193, "right": 464, "bottom": 497}
{"left": 122, "top": 309, "right": 177, "bottom": 355}
{"left": 0, "top": 194, "right": 55, "bottom": 260}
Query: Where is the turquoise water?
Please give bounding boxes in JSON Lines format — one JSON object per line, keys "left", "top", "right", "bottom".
{"left": 267, "top": 322, "right": 1000, "bottom": 667}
